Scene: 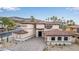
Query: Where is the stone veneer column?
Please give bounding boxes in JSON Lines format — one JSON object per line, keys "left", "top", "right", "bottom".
{"left": 36, "top": 30, "right": 38, "bottom": 37}
{"left": 55, "top": 36, "right": 58, "bottom": 41}
{"left": 62, "top": 36, "right": 64, "bottom": 41}
{"left": 47, "top": 36, "right": 51, "bottom": 45}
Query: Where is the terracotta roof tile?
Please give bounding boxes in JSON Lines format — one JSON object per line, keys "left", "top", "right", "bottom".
{"left": 44, "top": 29, "right": 73, "bottom": 36}
{"left": 14, "top": 30, "right": 28, "bottom": 34}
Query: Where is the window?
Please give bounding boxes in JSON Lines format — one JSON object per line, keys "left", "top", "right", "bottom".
{"left": 77, "top": 37, "right": 79, "bottom": 39}
{"left": 72, "top": 36, "right": 75, "bottom": 38}
{"left": 51, "top": 37, "right": 55, "bottom": 41}
{"left": 64, "top": 37, "right": 68, "bottom": 41}
{"left": 58, "top": 37, "right": 62, "bottom": 41}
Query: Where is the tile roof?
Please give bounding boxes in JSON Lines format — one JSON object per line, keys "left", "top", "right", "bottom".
{"left": 15, "top": 19, "right": 60, "bottom": 25}
{"left": 45, "top": 21, "right": 60, "bottom": 25}
{"left": 14, "top": 30, "right": 28, "bottom": 34}
{"left": 44, "top": 29, "right": 73, "bottom": 36}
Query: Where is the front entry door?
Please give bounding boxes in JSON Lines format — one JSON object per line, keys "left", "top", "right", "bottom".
{"left": 38, "top": 31, "right": 42, "bottom": 37}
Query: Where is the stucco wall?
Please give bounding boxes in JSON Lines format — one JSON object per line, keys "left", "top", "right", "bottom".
{"left": 44, "top": 25, "right": 59, "bottom": 31}
{"left": 13, "top": 33, "right": 34, "bottom": 41}
{"left": 17, "top": 24, "right": 35, "bottom": 40}
{"left": 20, "top": 24, "right": 34, "bottom": 29}
{"left": 36, "top": 24, "right": 45, "bottom": 29}
{"left": 52, "top": 25, "right": 59, "bottom": 29}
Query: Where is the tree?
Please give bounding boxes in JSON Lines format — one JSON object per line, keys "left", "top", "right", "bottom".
{"left": 52, "top": 16, "right": 58, "bottom": 21}
{"left": 70, "top": 20, "right": 75, "bottom": 25}
{"left": 30, "top": 16, "right": 36, "bottom": 37}
{"left": 0, "top": 17, "right": 16, "bottom": 42}
{"left": 67, "top": 20, "right": 75, "bottom": 26}
{"left": 46, "top": 17, "right": 50, "bottom": 21}
{"left": 49, "top": 16, "right": 59, "bottom": 22}
{"left": 30, "top": 16, "right": 35, "bottom": 22}
{"left": 50, "top": 17, "right": 53, "bottom": 21}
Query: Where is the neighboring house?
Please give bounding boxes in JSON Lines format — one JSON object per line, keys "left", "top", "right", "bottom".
{"left": 69, "top": 25, "right": 79, "bottom": 33}
{"left": 66, "top": 25, "right": 77, "bottom": 32}
{"left": 66, "top": 25, "right": 79, "bottom": 44}
{"left": 0, "top": 20, "right": 14, "bottom": 43}
{"left": 0, "top": 31, "right": 13, "bottom": 43}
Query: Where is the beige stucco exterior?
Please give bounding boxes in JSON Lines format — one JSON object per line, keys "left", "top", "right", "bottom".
{"left": 52, "top": 25, "right": 59, "bottom": 29}
{"left": 36, "top": 24, "right": 45, "bottom": 29}
{"left": 44, "top": 25, "right": 59, "bottom": 31}
{"left": 14, "top": 22, "right": 76, "bottom": 45}
{"left": 20, "top": 24, "right": 34, "bottom": 36}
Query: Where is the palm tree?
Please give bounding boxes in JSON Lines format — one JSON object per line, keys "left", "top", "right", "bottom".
{"left": 53, "top": 16, "right": 58, "bottom": 21}
{"left": 67, "top": 20, "right": 75, "bottom": 26}
{"left": 47, "top": 17, "right": 50, "bottom": 21}
{"left": 50, "top": 17, "right": 53, "bottom": 21}
{"left": 31, "top": 16, "right": 35, "bottom": 22}
{"left": 30, "top": 16, "right": 36, "bottom": 37}
{"left": 0, "top": 17, "right": 16, "bottom": 42}
{"left": 70, "top": 20, "right": 75, "bottom": 25}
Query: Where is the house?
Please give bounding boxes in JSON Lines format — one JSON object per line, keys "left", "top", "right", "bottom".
{"left": 66, "top": 25, "right": 77, "bottom": 32}
{"left": 0, "top": 31, "right": 14, "bottom": 43}
{"left": 0, "top": 20, "right": 14, "bottom": 43}
{"left": 15, "top": 19, "right": 76, "bottom": 46}
{"left": 66, "top": 25, "right": 79, "bottom": 44}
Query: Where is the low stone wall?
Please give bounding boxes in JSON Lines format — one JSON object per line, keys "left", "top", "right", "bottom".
{"left": 47, "top": 41, "right": 72, "bottom": 46}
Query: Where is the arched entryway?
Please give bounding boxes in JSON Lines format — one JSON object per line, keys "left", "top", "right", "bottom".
{"left": 36, "top": 29, "right": 44, "bottom": 37}
{"left": 38, "top": 31, "right": 42, "bottom": 37}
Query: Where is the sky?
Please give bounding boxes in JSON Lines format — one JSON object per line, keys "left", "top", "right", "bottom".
{"left": 0, "top": 7, "right": 79, "bottom": 24}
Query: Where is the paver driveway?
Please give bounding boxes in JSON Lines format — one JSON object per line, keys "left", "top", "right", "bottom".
{"left": 7, "top": 37, "right": 46, "bottom": 51}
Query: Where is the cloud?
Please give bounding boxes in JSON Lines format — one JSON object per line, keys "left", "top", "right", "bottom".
{"left": 66, "top": 7, "right": 79, "bottom": 11}
{"left": 0, "top": 7, "right": 20, "bottom": 12}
